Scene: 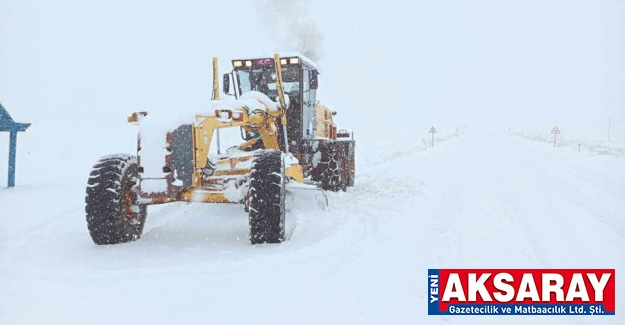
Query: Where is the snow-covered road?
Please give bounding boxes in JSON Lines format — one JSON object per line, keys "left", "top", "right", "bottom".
{"left": 1, "top": 132, "right": 623, "bottom": 324}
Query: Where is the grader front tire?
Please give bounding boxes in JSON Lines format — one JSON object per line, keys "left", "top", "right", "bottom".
{"left": 85, "top": 154, "right": 147, "bottom": 245}
{"left": 248, "top": 150, "right": 286, "bottom": 244}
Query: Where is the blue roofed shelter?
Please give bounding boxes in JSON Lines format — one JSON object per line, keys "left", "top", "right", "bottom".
{"left": 0, "top": 102, "right": 31, "bottom": 188}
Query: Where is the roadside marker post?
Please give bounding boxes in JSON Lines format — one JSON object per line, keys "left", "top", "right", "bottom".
{"left": 429, "top": 126, "right": 437, "bottom": 147}
{"left": 551, "top": 126, "right": 561, "bottom": 147}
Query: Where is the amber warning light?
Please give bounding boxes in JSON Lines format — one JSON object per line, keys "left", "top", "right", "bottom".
{"left": 256, "top": 58, "right": 273, "bottom": 65}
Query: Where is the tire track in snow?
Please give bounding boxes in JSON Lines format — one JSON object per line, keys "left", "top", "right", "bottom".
{"left": 488, "top": 159, "right": 551, "bottom": 268}
{"left": 413, "top": 135, "right": 613, "bottom": 325}
{"left": 503, "top": 145, "right": 625, "bottom": 239}
{"left": 493, "top": 137, "right": 624, "bottom": 275}
{"left": 2, "top": 191, "right": 371, "bottom": 282}
{"left": 415, "top": 137, "right": 550, "bottom": 269}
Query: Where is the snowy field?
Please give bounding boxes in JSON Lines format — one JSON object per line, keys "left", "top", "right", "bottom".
{"left": 1, "top": 130, "right": 623, "bottom": 324}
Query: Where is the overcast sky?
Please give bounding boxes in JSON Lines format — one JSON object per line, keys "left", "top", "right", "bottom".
{"left": 0, "top": 0, "right": 623, "bottom": 184}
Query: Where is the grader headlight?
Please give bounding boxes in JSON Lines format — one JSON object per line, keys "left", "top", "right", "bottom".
{"left": 233, "top": 60, "right": 243, "bottom": 67}
{"left": 232, "top": 111, "right": 244, "bottom": 121}
{"left": 215, "top": 109, "right": 245, "bottom": 122}
{"left": 127, "top": 111, "right": 148, "bottom": 124}
{"left": 289, "top": 58, "right": 299, "bottom": 64}
{"left": 215, "top": 109, "right": 232, "bottom": 121}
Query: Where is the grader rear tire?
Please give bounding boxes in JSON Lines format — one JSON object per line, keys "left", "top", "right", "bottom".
{"left": 248, "top": 150, "right": 286, "bottom": 244}
{"left": 346, "top": 141, "right": 355, "bottom": 187}
{"left": 85, "top": 154, "right": 147, "bottom": 245}
{"left": 319, "top": 142, "right": 349, "bottom": 192}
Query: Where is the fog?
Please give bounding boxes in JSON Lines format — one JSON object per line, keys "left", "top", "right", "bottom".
{"left": 0, "top": 0, "right": 622, "bottom": 185}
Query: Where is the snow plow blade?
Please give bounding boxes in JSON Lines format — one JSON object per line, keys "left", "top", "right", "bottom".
{"left": 285, "top": 182, "right": 329, "bottom": 211}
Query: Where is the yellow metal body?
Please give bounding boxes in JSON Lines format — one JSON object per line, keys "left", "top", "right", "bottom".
{"left": 315, "top": 102, "right": 335, "bottom": 139}
{"left": 285, "top": 165, "right": 304, "bottom": 183}
{"left": 212, "top": 57, "right": 220, "bottom": 100}
{"left": 130, "top": 53, "right": 304, "bottom": 205}
{"left": 273, "top": 53, "right": 287, "bottom": 110}
{"left": 191, "top": 107, "right": 284, "bottom": 187}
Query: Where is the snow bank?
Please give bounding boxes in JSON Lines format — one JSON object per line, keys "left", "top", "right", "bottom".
{"left": 510, "top": 130, "right": 625, "bottom": 158}
{"left": 362, "top": 127, "right": 466, "bottom": 167}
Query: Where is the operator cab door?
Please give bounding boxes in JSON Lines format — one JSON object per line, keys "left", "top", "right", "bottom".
{"left": 301, "top": 69, "right": 317, "bottom": 140}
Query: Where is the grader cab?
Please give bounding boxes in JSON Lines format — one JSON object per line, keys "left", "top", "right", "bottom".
{"left": 85, "top": 52, "right": 355, "bottom": 246}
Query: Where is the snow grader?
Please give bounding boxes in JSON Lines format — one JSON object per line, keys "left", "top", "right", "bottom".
{"left": 85, "top": 52, "right": 355, "bottom": 245}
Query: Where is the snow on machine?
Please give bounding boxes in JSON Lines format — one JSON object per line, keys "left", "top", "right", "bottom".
{"left": 85, "top": 52, "right": 355, "bottom": 245}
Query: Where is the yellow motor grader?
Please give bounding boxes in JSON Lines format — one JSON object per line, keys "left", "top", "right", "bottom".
{"left": 85, "top": 53, "right": 355, "bottom": 245}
